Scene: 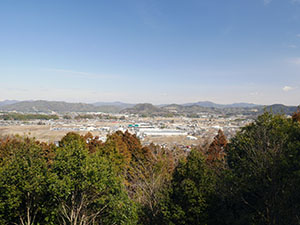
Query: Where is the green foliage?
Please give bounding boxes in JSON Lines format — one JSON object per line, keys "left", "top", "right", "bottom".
{"left": 51, "top": 132, "right": 138, "bottom": 224}
{"left": 0, "top": 133, "right": 138, "bottom": 224}
{"left": 1, "top": 112, "right": 300, "bottom": 225}
{"left": 74, "top": 114, "right": 94, "bottom": 120}
{"left": 99, "top": 132, "right": 174, "bottom": 225}
{"left": 97, "top": 114, "right": 118, "bottom": 120}
{"left": 63, "top": 115, "right": 72, "bottom": 119}
{"left": 162, "top": 149, "right": 216, "bottom": 225}
{"left": 213, "top": 112, "right": 300, "bottom": 225}
{"left": 71, "top": 114, "right": 119, "bottom": 120}
{"left": 0, "top": 112, "right": 59, "bottom": 120}
{"left": 0, "top": 136, "right": 54, "bottom": 224}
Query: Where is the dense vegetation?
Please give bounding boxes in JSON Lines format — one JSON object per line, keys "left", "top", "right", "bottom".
{"left": 0, "top": 113, "right": 59, "bottom": 121}
{"left": 0, "top": 112, "right": 300, "bottom": 224}
{"left": 74, "top": 114, "right": 119, "bottom": 120}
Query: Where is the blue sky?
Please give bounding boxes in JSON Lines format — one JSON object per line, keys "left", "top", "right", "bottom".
{"left": 0, "top": 0, "right": 300, "bottom": 105}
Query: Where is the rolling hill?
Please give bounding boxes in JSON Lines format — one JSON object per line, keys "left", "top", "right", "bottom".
{"left": 0, "top": 100, "right": 298, "bottom": 116}
{"left": 0, "top": 100, "right": 123, "bottom": 113}
{"left": 262, "top": 104, "right": 299, "bottom": 115}
{"left": 121, "top": 103, "right": 165, "bottom": 116}
{"left": 0, "top": 100, "right": 19, "bottom": 107}
{"left": 93, "top": 101, "right": 135, "bottom": 110}
{"left": 183, "top": 101, "right": 259, "bottom": 108}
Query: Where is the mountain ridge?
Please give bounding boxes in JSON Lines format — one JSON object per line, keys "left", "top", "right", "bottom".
{"left": 92, "top": 101, "right": 134, "bottom": 110}
{"left": 0, "top": 100, "right": 122, "bottom": 113}
{"left": 0, "top": 100, "right": 19, "bottom": 106}
{"left": 182, "top": 101, "right": 259, "bottom": 108}
{"left": 0, "top": 100, "right": 298, "bottom": 115}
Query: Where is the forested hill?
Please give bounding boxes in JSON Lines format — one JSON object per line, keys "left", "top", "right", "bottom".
{"left": 93, "top": 101, "right": 134, "bottom": 110}
{"left": 263, "top": 104, "right": 299, "bottom": 115}
{"left": 122, "top": 103, "right": 299, "bottom": 117}
{"left": 0, "top": 100, "right": 298, "bottom": 115}
{"left": 182, "top": 101, "right": 259, "bottom": 108}
{"left": 120, "top": 103, "right": 166, "bottom": 116}
{"left": 0, "top": 100, "right": 122, "bottom": 113}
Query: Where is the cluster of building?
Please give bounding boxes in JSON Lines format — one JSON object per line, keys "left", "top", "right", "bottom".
{"left": 0, "top": 111, "right": 254, "bottom": 148}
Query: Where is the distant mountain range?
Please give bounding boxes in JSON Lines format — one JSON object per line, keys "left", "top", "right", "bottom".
{"left": 122, "top": 103, "right": 299, "bottom": 117}
{"left": 0, "top": 100, "right": 298, "bottom": 116}
{"left": 0, "top": 100, "right": 19, "bottom": 107}
{"left": 183, "top": 101, "right": 259, "bottom": 108}
{"left": 122, "top": 103, "right": 257, "bottom": 116}
{"left": 0, "top": 100, "right": 122, "bottom": 113}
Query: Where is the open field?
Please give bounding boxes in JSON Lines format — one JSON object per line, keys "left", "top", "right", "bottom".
{"left": 0, "top": 124, "right": 205, "bottom": 146}
{"left": 0, "top": 113, "right": 248, "bottom": 146}
{"left": 0, "top": 125, "right": 101, "bottom": 143}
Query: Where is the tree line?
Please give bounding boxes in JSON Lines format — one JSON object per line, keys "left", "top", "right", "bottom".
{"left": 0, "top": 113, "right": 59, "bottom": 121}
{"left": 0, "top": 112, "right": 300, "bottom": 224}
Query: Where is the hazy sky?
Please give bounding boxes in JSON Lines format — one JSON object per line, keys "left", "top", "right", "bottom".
{"left": 0, "top": 0, "right": 300, "bottom": 105}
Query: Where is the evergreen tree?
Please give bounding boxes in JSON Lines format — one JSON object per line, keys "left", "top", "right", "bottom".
{"left": 50, "top": 132, "right": 138, "bottom": 225}
{"left": 0, "top": 136, "right": 54, "bottom": 224}
{"left": 215, "top": 113, "right": 300, "bottom": 225}
{"left": 162, "top": 149, "right": 216, "bottom": 225}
